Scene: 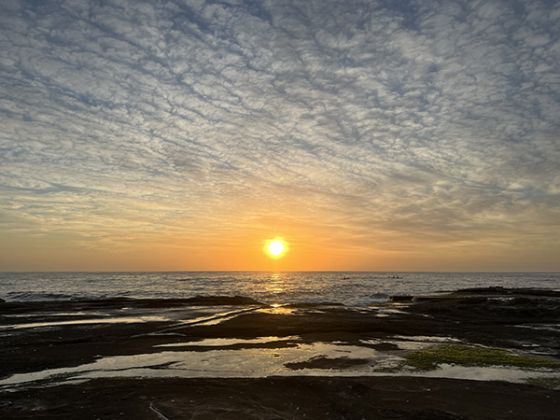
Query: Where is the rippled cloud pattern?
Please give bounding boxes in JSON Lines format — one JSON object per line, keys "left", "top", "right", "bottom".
{"left": 1, "top": 0, "right": 559, "bottom": 270}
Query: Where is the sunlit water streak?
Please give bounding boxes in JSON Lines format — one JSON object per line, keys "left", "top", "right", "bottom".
{"left": 1, "top": 272, "right": 559, "bottom": 305}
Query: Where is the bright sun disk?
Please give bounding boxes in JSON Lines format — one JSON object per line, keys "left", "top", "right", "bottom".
{"left": 265, "top": 238, "right": 287, "bottom": 259}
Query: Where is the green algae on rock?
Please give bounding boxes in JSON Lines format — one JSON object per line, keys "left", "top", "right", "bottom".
{"left": 405, "top": 344, "right": 560, "bottom": 370}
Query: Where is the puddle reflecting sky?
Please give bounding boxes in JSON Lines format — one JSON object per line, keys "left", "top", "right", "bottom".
{"left": 0, "top": 316, "right": 170, "bottom": 330}
{"left": 156, "top": 336, "right": 300, "bottom": 347}
{"left": 2, "top": 339, "right": 558, "bottom": 389}
{"left": 0, "top": 343, "right": 385, "bottom": 386}
{"left": 0, "top": 305, "right": 263, "bottom": 331}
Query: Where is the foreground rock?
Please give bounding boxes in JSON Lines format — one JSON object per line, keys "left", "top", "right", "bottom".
{"left": 1, "top": 377, "right": 558, "bottom": 419}
{"left": 0, "top": 288, "right": 559, "bottom": 419}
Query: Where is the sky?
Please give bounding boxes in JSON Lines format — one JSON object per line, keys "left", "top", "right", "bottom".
{"left": 1, "top": 0, "right": 559, "bottom": 271}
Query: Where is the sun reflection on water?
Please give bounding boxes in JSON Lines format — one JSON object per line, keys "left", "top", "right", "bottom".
{"left": 257, "top": 306, "right": 295, "bottom": 315}
{"left": 264, "top": 272, "right": 286, "bottom": 295}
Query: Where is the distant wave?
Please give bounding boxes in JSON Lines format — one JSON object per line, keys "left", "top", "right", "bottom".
{"left": 352, "top": 293, "right": 391, "bottom": 306}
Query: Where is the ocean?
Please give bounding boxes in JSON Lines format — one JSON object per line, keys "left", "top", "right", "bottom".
{"left": 1, "top": 272, "right": 559, "bottom": 305}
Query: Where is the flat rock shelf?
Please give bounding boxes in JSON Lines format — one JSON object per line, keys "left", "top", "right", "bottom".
{"left": 1, "top": 288, "right": 559, "bottom": 419}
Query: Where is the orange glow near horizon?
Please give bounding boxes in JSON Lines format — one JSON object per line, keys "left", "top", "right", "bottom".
{"left": 3, "top": 203, "right": 560, "bottom": 272}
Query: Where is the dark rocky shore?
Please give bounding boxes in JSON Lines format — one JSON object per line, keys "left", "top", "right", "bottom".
{"left": 1, "top": 287, "right": 559, "bottom": 419}
{"left": 3, "top": 376, "right": 559, "bottom": 420}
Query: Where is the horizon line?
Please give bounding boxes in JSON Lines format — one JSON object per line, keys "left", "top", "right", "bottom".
{"left": 1, "top": 270, "right": 559, "bottom": 274}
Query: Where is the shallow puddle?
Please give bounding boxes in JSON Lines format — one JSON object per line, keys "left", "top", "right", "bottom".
{"left": 256, "top": 307, "right": 295, "bottom": 315}
{"left": 361, "top": 336, "right": 461, "bottom": 351}
{"left": 0, "top": 306, "right": 262, "bottom": 331}
{"left": 177, "top": 306, "right": 261, "bottom": 326}
{"left": 517, "top": 324, "right": 560, "bottom": 333}
{"left": 1, "top": 340, "right": 558, "bottom": 389}
{"left": 375, "top": 308, "right": 409, "bottom": 317}
{"left": 390, "top": 335, "right": 462, "bottom": 343}
{"left": 2, "top": 311, "right": 108, "bottom": 318}
{"left": 156, "top": 336, "right": 300, "bottom": 347}
{"left": 411, "top": 364, "right": 560, "bottom": 383}
{"left": 0, "top": 316, "right": 170, "bottom": 330}
{"left": 0, "top": 343, "right": 387, "bottom": 386}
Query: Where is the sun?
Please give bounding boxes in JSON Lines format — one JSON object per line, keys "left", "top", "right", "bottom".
{"left": 264, "top": 238, "right": 288, "bottom": 259}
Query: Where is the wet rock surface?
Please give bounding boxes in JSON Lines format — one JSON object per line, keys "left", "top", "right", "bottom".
{"left": 285, "top": 356, "right": 371, "bottom": 370}
{"left": 1, "top": 377, "right": 559, "bottom": 420}
{"left": 0, "top": 288, "right": 559, "bottom": 419}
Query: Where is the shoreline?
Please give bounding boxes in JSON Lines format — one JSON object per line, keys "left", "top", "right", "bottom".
{"left": 1, "top": 287, "right": 559, "bottom": 418}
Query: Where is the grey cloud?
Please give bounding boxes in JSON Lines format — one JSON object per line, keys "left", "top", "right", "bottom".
{"left": 1, "top": 0, "right": 559, "bottom": 260}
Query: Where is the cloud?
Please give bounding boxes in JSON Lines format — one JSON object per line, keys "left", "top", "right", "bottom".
{"left": 1, "top": 0, "right": 559, "bottom": 268}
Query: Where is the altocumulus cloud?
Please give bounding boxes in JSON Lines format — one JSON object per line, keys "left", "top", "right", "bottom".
{"left": 0, "top": 0, "right": 559, "bottom": 268}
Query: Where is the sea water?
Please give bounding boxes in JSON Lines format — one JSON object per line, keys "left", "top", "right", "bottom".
{"left": 1, "top": 271, "right": 559, "bottom": 305}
